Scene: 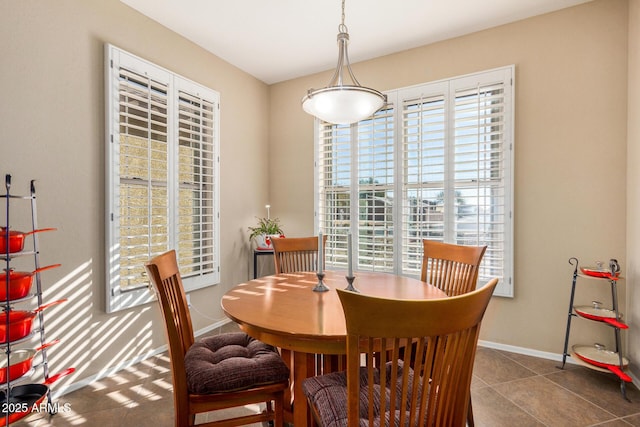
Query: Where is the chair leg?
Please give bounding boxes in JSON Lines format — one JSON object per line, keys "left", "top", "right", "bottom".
{"left": 274, "top": 392, "right": 284, "bottom": 427}
{"left": 467, "top": 396, "right": 474, "bottom": 427}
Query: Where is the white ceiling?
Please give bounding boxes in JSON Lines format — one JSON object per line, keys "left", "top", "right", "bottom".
{"left": 121, "top": 0, "right": 592, "bottom": 84}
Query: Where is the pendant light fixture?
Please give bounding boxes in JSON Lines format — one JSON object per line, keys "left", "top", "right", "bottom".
{"left": 301, "top": 0, "right": 386, "bottom": 125}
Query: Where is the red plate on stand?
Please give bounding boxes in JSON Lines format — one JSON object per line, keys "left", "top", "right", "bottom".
{"left": 580, "top": 267, "right": 620, "bottom": 279}
{"left": 573, "top": 302, "right": 628, "bottom": 329}
{"left": 572, "top": 344, "right": 632, "bottom": 382}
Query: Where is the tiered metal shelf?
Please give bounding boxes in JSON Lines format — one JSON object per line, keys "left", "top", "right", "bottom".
{"left": 1, "top": 175, "right": 71, "bottom": 424}
{"left": 559, "top": 257, "right": 631, "bottom": 401}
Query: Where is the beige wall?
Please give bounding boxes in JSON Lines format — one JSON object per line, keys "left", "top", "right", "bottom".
{"left": 0, "top": 0, "right": 270, "bottom": 391}
{"left": 0, "top": 0, "right": 636, "bottom": 394}
{"left": 270, "top": 0, "right": 631, "bottom": 357}
{"left": 627, "top": 0, "right": 640, "bottom": 380}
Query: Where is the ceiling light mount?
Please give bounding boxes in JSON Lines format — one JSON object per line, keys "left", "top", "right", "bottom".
{"left": 302, "top": 0, "right": 386, "bottom": 125}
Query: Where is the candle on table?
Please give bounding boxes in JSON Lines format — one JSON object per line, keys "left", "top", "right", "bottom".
{"left": 318, "top": 231, "right": 323, "bottom": 274}
{"left": 347, "top": 231, "right": 353, "bottom": 277}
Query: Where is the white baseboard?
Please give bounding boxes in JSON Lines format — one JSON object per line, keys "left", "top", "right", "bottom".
{"left": 478, "top": 340, "right": 575, "bottom": 363}
{"left": 51, "top": 318, "right": 231, "bottom": 398}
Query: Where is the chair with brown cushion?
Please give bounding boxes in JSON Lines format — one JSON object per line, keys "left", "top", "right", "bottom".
{"left": 421, "top": 240, "right": 487, "bottom": 297}
{"left": 302, "top": 278, "right": 498, "bottom": 427}
{"left": 271, "top": 235, "right": 327, "bottom": 274}
{"left": 145, "top": 250, "right": 290, "bottom": 427}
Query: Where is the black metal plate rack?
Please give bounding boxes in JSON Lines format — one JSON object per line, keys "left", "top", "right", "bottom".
{"left": 558, "top": 257, "right": 631, "bottom": 401}
{"left": 1, "top": 175, "right": 62, "bottom": 425}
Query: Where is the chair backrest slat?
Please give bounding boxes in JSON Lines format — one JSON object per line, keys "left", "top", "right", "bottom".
{"left": 421, "top": 240, "right": 487, "bottom": 296}
{"left": 338, "top": 278, "right": 498, "bottom": 427}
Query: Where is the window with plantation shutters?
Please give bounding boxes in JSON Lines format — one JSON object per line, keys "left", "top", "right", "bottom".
{"left": 105, "top": 45, "right": 220, "bottom": 312}
{"left": 175, "top": 87, "right": 217, "bottom": 280}
{"left": 317, "top": 108, "right": 394, "bottom": 274}
{"left": 316, "top": 66, "right": 514, "bottom": 297}
{"left": 318, "top": 123, "right": 353, "bottom": 268}
{"left": 357, "top": 109, "right": 395, "bottom": 272}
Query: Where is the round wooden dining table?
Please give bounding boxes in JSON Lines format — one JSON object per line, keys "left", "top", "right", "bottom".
{"left": 221, "top": 270, "right": 447, "bottom": 426}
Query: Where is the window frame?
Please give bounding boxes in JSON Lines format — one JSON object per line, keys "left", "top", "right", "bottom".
{"left": 315, "top": 66, "right": 514, "bottom": 297}
{"left": 105, "top": 44, "right": 221, "bottom": 312}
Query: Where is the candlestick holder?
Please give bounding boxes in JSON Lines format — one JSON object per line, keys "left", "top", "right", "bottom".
{"left": 313, "top": 272, "right": 330, "bottom": 292}
{"left": 344, "top": 275, "right": 358, "bottom": 292}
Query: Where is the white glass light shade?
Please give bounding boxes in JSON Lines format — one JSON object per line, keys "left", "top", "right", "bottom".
{"left": 302, "top": 85, "right": 385, "bottom": 125}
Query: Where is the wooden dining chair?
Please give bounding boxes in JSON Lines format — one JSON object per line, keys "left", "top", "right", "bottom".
{"left": 271, "top": 235, "right": 327, "bottom": 274}
{"left": 302, "top": 278, "right": 498, "bottom": 427}
{"left": 271, "top": 235, "right": 337, "bottom": 379}
{"left": 421, "top": 240, "right": 487, "bottom": 297}
{"left": 420, "top": 240, "right": 487, "bottom": 426}
{"left": 145, "top": 250, "right": 290, "bottom": 427}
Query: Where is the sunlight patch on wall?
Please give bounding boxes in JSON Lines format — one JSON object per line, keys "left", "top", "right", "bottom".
{"left": 33, "top": 258, "right": 156, "bottom": 405}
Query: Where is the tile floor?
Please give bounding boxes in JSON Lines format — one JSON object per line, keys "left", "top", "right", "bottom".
{"left": 11, "top": 322, "right": 640, "bottom": 427}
